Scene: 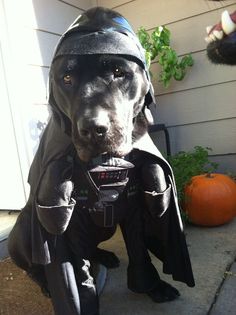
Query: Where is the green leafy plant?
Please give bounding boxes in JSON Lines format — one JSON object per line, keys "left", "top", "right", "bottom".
{"left": 137, "top": 26, "right": 194, "bottom": 87}
{"left": 167, "top": 146, "right": 218, "bottom": 221}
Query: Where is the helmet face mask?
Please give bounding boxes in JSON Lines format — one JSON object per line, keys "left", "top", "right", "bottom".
{"left": 54, "top": 31, "right": 146, "bottom": 69}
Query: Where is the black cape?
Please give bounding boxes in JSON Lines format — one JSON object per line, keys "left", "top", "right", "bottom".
{"left": 8, "top": 116, "right": 195, "bottom": 287}
{"left": 8, "top": 7, "right": 194, "bottom": 288}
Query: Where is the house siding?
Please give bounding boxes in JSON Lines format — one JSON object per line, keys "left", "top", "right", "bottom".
{"left": 22, "top": 0, "right": 98, "bottom": 103}
{"left": 24, "top": 0, "right": 93, "bottom": 104}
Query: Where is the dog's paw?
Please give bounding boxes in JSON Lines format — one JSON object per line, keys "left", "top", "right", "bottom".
{"left": 93, "top": 248, "right": 120, "bottom": 268}
{"left": 147, "top": 280, "right": 180, "bottom": 303}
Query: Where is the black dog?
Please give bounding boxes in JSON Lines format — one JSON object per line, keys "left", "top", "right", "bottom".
{"left": 8, "top": 7, "right": 194, "bottom": 315}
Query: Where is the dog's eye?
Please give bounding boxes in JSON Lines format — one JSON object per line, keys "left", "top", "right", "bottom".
{"left": 113, "top": 67, "right": 125, "bottom": 78}
{"left": 63, "top": 75, "right": 73, "bottom": 85}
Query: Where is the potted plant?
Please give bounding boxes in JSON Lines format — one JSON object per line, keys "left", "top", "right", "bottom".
{"left": 137, "top": 26, "right": 194, "bottom": 87}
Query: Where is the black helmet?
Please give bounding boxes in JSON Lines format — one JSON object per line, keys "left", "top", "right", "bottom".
{"left": 52, "top": 7, "right": 155, "bottom": 107}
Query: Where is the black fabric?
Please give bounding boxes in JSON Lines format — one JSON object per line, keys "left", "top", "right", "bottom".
{"left": 44, "top": 235, "right": 99, "bottom": 315}
{"left": 133, "top": 135, "right": 195, "bottom": 287}
{"left": 56, "top": 7, "right": 145, "bottom": 69}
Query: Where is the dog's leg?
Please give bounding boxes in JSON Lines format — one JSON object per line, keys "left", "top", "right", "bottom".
{"left": 121, "top": 208, "right": 180, "bottom": 302}
{"left": 119, "top": 206, "right": 160, "bottom": 293}
{"left": 45, "top": 235, "right": 99, "bottom": 315}
{"left": 141, "top": 160, "right": 181, "bottom": 302}
{"left": 120, "top": 158, "right": 181, "bottom": 303}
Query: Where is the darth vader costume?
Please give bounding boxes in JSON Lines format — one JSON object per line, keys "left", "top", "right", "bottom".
{"left": 8, "top": 7, "right": 194, "bottom": 315}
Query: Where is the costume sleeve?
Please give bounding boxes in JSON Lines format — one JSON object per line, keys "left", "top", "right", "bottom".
{"left": 144, "top": 185, "right": 171, "bottom": 218}
{"left": 141, "top": 155, "right": 172, "bottom": 218}
{"left": 36, "top": 199, "right": 76, "bottom": 234}
{"left": 36, "top": 156, "right": 76, "bottom": 235}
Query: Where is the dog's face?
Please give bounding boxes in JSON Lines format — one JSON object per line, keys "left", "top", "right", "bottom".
{"left": 51, "top": 54, "right": 149, "bottom": 161}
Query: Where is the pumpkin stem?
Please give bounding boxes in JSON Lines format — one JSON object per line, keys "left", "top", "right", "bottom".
{"left": 206, "top": 173, "right": 213, "bottom": 178}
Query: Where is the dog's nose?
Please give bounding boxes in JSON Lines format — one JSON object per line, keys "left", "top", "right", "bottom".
{"left": 79, "top": 120, "right": 109, "bottom": 138}
{"left": 81, "top": 125, "right": 108, "bottom": 137}
{"left": 94, "top": 125, "right": 108, "bottom": 136}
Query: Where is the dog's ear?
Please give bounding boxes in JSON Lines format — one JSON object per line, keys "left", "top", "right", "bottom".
{"left": 142, "top": 73, "right": 155, "bottom": 125}
{"left": 143, "top": 107, "right": 154, "bottom": 125}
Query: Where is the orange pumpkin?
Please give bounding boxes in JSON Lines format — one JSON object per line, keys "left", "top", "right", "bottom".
{"left": 184, "top": 173, "right": 236, "bottom": 226}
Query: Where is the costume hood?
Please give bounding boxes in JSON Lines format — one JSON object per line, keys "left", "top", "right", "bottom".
{"left": 56, "top": 7, "right": 147, "bottom": 65}
{"left": 29, "top": 7, "right": 157, "bottom": 195}
{"left": 49, "top": 7, "right": 155, "bottom": 129}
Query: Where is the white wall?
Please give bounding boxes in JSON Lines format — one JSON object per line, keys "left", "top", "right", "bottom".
{"left": 98, "top": 0, "right": 236, "bottom": 173}
{"left": 0, "top": 0, "right": 95, "bottom": 209}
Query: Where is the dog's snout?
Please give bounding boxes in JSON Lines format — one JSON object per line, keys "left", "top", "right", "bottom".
{"left": 78, "top": 117, "right": 110, "bottom": 139}
{"left": 94, "top": 125, "right": 108, "bottom": 135}
{"left": 80, "top": 124, "right": 109, "bottom": 137}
